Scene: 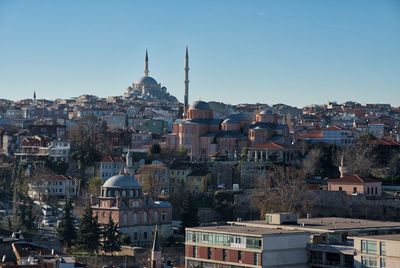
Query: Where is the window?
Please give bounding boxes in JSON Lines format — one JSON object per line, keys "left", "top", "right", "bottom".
{"left": 353, "top": 187, "right": 357, "bottom": 193}
{"left": 143, "top": 212, "right": 148, "bottom": 223}
{"left": 375, "top": 187, "right": 378, "bottom": 195}
{"left": 362, "top": 240, "right": 377, "bottom": 254}
{"left": 380, "top": 242, "right": 386, "bottom": 256}
{"left": 367, "top": 187, "right": 370, "bottom": 194}
{"left": 134, "top": 232, "right": 138, "bottom": 240}
{"left": 238, "top": 251, "right": 244, "bottom": 262}
{"left": 361, "top": 256, "right": 377, "bottom": 268}
{"left": 133, "top": 213, "right": 138, "bottom": 224}
{"left": 154, "top": 211, "right": 159, "bottom": 222}
{"left": 144, "top": 232, "right": 148, "bottom": 240}
{"left": 380, "top": 258, "right": 386, "bottom": 268}
{"left": 339, "top": 187, "right": 342, "bottom": 191}
{"left": 254, "top": 253, "right": 259, "bottom": 265}
{"left": 193, "top": 246, "right": 198, "bottom": 258}
{"left": 235, "top": 237, "right": 242, "bottom": 244}
{"left": 223, "top": 249, "right": 228, "bottom": 261}
{"left": 162, "top": 212, "right": 166, "bottom": 221}
{"left": 207, "top": 248, "right": 212, "bottom": 259}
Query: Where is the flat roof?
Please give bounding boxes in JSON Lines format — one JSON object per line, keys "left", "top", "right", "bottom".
{"left": 229, "top": 217, "right": 400, "bottom": 233}
{"left": 352, "top": 234, "right": 400, "bottom": 242}
{"left": 186, "top": 225, "right": 307, "bottom": 237}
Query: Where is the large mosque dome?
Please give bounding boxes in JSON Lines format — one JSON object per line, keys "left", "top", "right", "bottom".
{"left": 189, "top": 100, "right": 211, "bottom": 110}
{"left": 102, "top": 174, "right": 141, "bottom": 189}
{"left": 137, "top": 76, "right": 159, "bottom": 87}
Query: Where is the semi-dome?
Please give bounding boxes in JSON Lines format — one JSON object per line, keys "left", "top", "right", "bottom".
{"left": 102, "top": 174, "right": 141, "bottom": 189}
{"left": 137, "top": 76, "right": 158, "bottom": 86}
{"left": 229, "top": 112, "right": 251, "bottom": 121}
{"left": 259, "top": 109, "right": 273, "bottom": 115}
{"left": 222, "top": 118, "right": 239, "bottom": 124}
{"left": 189, "top": 100, "right": 211, "bottom": 110}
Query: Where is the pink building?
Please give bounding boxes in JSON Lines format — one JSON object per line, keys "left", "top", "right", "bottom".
{"left": 327, "top": 159, "right": 382, "bottom": 196}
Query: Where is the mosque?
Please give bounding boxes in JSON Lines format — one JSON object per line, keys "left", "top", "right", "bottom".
{"left": 165, "top": 48, "right": 289, "bottom": 160}
{"left": 124, "top": 50, "right": 178, "bottom": 102}
{"left": 91, "top": 174, "right": 172, "bottom": 245}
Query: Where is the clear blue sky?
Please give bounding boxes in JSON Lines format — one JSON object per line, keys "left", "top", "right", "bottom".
{"left": 0, "top": 0, "right": 399, "bottom": 107}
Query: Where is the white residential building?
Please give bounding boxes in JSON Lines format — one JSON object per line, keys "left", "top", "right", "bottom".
{"left": 28, "top": 175, "right": 79, "bottom": 200}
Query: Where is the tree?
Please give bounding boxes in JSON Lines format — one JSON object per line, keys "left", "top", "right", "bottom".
{"left": 181, "top": 194, "right": 199, "bottom": 228}
{"left": 16, "top": 195, "right": 36, "bottom": 232}
{"left": 102, "top": 215, "right": 121, "bottom": 254}
{"left": 87, "top": 176, "right": 102, "bottom": 197}
{"left": 121, "top": 233, "right": 131, "bottom": 245}
{"left": 150, "top": 143, "right": 161, "bottom": 155}
{"left": 57, "top": 199, "right": 76, "bottom": 249}
{"left": 69, "top": 115, "right": 110, "bottom": 168}
{"left": 77, "top": 205, "right": 101, "bottom": 253}
{"left": 340, "top": 140, "right": 375, "bottom": 177}
{"left": 251, "top": 165, "right": 313, "bottom": 217}
{"left": 302, "top": 148, "right": 322, "bottom": 177}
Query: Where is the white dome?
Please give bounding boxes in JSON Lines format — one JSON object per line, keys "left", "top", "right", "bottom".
{"left": 102, "top": 175, "right": 141, "bottom": 189}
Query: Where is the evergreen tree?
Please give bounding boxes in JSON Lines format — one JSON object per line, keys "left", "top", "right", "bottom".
{"left": 18, "top": 195, "right": 35, "bottom": 231}
{"left": 102, "top": 214, "right": 121, "bottom": 254}
{"left": 57, "top": 199, "right": 76, "bottom": 249}
{"left": 181, "top": 194, "right": 199, "bottom": 229}
{"left": 77, "top": 205, "right": 100, "bottom": 253}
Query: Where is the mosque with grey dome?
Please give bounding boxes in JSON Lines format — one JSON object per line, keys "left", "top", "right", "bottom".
{"left": 164, "top": 48, "right": 291, "bottom": 160}
{"left": 124, "top": 50, "right": 178, "bottom": 102}
{"left": 91, "top": 173, "right": 172, "bottom": 245}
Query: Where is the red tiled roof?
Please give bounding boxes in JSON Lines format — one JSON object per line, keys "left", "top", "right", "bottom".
{"left": 368, "top": 138, "right": 400, "bottom": 146}
{"left": 101, "top": 154, "right": 124, "bottom": 162}
{"left": 296, "top": 131, "right": 323, "bottom": 139}
{"left": 251, "top": 142, "right": 287, "bottom": 150}
{"left": 328, "top": 174, "right": 381, "bottom": 184}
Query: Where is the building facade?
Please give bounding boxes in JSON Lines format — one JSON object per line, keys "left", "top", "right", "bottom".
{"left": 185, "top": 225, "right": 308, "bottom": 268}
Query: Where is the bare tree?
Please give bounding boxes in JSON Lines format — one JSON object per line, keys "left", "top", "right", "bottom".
{"left": 251, "top": 165, "right": 313, "bottom": 217}
{"left": 302, "top": 148, "right": 322, "bottom": 177}
{"left": 338, "top": 141, "right": 376, "bottom": 177}
{"left": 69, "top": 115, "right": 110, "bottom": 168}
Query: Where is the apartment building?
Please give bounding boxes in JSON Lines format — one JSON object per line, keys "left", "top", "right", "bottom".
{"left": 352, "top": 234, "right": 400, "bottom": 268}
{"left": 185, "top": 225, "right": 308, "bottom": 268}
{"left": 186, "top": 213, "right": 400, "bottom": 268}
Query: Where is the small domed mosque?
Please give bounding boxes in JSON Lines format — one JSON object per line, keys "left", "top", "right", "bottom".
{"left": 91, "top": 174, "right": 172, "bottom": 245}
{"left": 124, "top": 50, "right": 178, "bottom": 102}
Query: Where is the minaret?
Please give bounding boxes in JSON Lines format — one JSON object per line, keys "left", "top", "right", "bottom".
{"left": 339, "top": 154, "right": 349, "bottom": 178}
{"left": 144, "top": 50, "right": 149, "bottom": 77}
{"left": 184, "top": 46, "right": 190, "bottom": 116}
{"left": 33, "top": 91, "right": 36, "bottom": 102}
{"left": 151, "top": 226, "right": 162, "bottom": 268}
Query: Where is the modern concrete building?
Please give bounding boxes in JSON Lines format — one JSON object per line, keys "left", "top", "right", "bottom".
{"left": 352, "top": 234, "right": 400, "bottom": 268}
{"left": 185, "top": 225, "right": 309, "bottom": 268}
{"left": 185, "top": 213, "right": 400, "bottom": 267}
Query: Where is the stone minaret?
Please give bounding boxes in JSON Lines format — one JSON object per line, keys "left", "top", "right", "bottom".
{"left": 184, "top": 46, "right": 190, "bottom": 115}
{"left": 144, "top": 50, "right": 149, "bottom": 77}
{"left": 151, "top": 226, "right": 162, "bottom": 268}
{"left": 33, "top": 91, "right": 36, "bottom": 102}
{"left": 339, "top": 154, "right": 349, "bottom": 178}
